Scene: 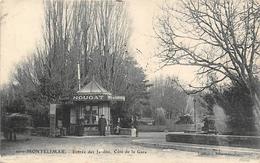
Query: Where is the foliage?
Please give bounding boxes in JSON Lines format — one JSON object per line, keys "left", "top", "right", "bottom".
{"left": 155, "top": 0, "right": 260, "bottom": 130}
{"left": 1, "top": 0, "right": 148, "bottom": 128}
{"left": 3, "top": 96, "right": 26, "bottom": 113}
{"left": 202, "top": 81, "right": 260, "bottom": 135}
{"left": 175, "top": 114, "right": 193, "bottom": 124}
{"left": 149, "top": 76, "right": 187, "bottom": 121}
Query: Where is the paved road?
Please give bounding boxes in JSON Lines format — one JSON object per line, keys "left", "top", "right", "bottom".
{"left": 1, "top": 132, "right": 260, "bottom": 163}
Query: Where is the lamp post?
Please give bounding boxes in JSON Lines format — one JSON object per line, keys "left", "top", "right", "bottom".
{"left": 193, "top": 98, "right": 197, "bottom": 132}
{"left": 77, "top": 62, "right": 81, "bottom": 90}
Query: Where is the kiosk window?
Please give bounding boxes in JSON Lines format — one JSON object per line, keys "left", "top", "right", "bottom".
{"left": 83, "top": 105, "right": 99, "bottom": 124}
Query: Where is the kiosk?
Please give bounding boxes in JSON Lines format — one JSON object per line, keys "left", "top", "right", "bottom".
{"left": 50, "top": 78, "right": 125, "bottom": 136}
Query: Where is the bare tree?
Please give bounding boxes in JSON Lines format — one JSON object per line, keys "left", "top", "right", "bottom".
{"left": 66, "top": 0, "right": 130, "bottom": 94}
{"left": 155, "top": 0, "right": 260, "bottom": 129}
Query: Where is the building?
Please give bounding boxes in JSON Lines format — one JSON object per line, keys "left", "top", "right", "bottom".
{"left": 49, "top": 78, "right": 125, "bottom": 136}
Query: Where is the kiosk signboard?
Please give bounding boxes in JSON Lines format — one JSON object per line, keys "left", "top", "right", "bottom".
{"left": 72, "top": 94, "right": 109, "bottom": 101}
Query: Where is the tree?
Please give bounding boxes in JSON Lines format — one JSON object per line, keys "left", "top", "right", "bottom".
{"left": 202, "top": 82, "right": 258, "bottom": 135}
{"left": 155, "top": 0, "right": 260, "bottom": 130}
{"left": 2, "top": 0, "right": 148, "bottom": 128}
{"left": 149, "top": 76, "right": 187, "bottom": 121}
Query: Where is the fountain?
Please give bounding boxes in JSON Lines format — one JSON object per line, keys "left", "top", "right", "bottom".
{"left": 172, "top": 96, "right": 199, "bottom": 133}
{"left": 212, "top": 104, "right": 228, "bottom": 134}
{"left": 166, "top": 96, "right": 260, "bottom": 149}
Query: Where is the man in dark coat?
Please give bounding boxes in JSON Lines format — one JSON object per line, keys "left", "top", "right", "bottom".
{"left": 133, "top": 116, "right": 139, "bottom": 137}
{"left": 98, "top": 115, "right": 107, "bottom": 136}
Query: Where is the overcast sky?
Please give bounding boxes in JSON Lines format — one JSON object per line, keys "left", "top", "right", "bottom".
{"left": 1, "top": 0, "right": 197, "bottom": 87}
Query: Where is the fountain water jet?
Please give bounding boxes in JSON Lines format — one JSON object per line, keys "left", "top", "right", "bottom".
{"left": 212, "top": 104, "right": 228, "bottom": 134}
{"left": 166, "top": 96, "right": 260, "bottom": 149}
{"left": 184, "top": 96, "right": 195, "bottom": 119}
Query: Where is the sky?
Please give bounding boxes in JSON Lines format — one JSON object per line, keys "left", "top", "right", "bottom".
{"left": 0, "top": 0, "right": 197, "bottom": 87}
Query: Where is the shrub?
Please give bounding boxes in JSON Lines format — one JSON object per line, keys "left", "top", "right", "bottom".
{"left": 203, "top": 83, "right": 258, "bottom": 135}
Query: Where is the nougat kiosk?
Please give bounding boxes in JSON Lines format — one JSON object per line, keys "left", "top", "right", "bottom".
{"left": 49, "top": 78, "right": 125, "bottom": 137}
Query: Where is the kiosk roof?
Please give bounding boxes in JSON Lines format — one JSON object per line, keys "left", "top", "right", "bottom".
{"left": 77, "top": 79, "right": 111, "bottom": 95}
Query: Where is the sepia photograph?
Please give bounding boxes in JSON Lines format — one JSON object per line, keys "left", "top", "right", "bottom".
{"left": 0, "top": 0, "right": 260, "bottom": 162}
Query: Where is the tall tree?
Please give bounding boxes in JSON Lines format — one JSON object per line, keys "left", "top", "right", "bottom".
{"left": 155, "top": 0, "right": 260, "bottom": 130}
{"left": 3, "top": 0, "right": 148, "bottom": 127}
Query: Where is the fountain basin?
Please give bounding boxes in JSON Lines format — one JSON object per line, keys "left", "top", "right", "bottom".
{"left": 166, "top": 133, "right": 260, "bottom": 149}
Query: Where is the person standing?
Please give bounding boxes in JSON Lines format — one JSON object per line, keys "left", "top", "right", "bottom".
{"left": 114, "top": 117, "right": 120, "bottom": 135}
{"left": 133, "top": 116, "right": 139, "bottom": 137}
{"left": 98, "top": 115, "right": 107, "bottom": 136}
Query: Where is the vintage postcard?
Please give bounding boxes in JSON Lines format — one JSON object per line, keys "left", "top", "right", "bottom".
{"left": 1, "top": 0, "right": 260, "bottom": 163}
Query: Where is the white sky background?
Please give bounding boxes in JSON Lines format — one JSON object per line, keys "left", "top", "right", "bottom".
{"left": 0, "top": 0, "right": 198, "bottom": 87}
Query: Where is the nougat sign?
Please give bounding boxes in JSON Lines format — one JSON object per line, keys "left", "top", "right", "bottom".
{"left": 72, "top": 94, "right": 108, "bottom": 101}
